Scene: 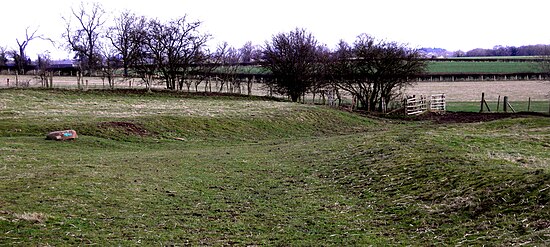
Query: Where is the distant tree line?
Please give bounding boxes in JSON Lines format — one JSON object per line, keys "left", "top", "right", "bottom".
{"left": 1, "top": 1, "right": 427, "bottom": 112}
{"left": 459, "top": 45, "right": 550, "bottom": 57}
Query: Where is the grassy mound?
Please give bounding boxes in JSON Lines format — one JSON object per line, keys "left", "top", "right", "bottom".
{"left": 318, "top": 120, "right": 550, "bottom": 244}
{"left": 0, "top": 88, "right": 371, "bottom": 142}
{"left": 0, "top": 89, "right": 548, "bottom": 245}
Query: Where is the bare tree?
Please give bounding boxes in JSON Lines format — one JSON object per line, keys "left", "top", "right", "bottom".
{"left": 310, "top": 45, "right": 333, "bottom": 104}
{"left": 331, "top": 34, "right": 426, "bottom": 112}
{"left": 132, "top": 40, "right": 158, "bottom": 90}
{"left": 107, "top": 11, "right": 148, "bottom": 77}
{"left": 130, "top": 17, "right": 157, "bottom": 91}
{"left": 145, "top": 16, "right": 210, "bottom": 90}
{"left": 37, "top": 53, "right": 53, "bottom": 88}
{"left": 99, "top": 42, "right": 122, "bottom": 89}
{"left": 239, "top": 41, "right": 262, "bottom": 63}
{"left": 0, "top": 46, "right": 9, "bottom": 70}
{"left": 14, "top": 27, "right": 52, "bottom": 74}
{"left": 189, "top": 49, "right": 214, "bottom": 92}
{"left": 63, "top": 1, "right": 106, "bottom": 76}
{"left": 214, "top": 42, "right": 241, "bottom": 92}
{"left": 263, "top": 28, "right": 321, "bottom": 102}
{"left": 239, "top": 41, "right": 263, "bottom": 95}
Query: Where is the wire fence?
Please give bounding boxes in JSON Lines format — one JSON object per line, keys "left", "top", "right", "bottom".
{"left": 2, "top": 75, "right": 549, "bottom": 115}
{"left": 449, "top": 93, "right": 550, "bottom": 114}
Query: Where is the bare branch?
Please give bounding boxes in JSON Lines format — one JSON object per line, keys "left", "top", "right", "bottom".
{"left": 144, "top": 16, "right": 210, "bottom": 90}
{"left": 62, "top": 1, "right": 106, "bottom": 75}
{"left": 330, "top": 34, "right": 427, "bottom": 112}
{"left": 263, "top": 28, "right": 320, "bottom": 102}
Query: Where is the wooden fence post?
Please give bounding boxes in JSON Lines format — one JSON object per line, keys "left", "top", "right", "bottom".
{"left": 507, "top": 99, "right": 516, "bottom": 113}
{"left": 403, "top": 97, "right": 410, "bottom": 116}
{"left": 496, "top": 95, "right": 501, "bottom": 112}
{"left": 480, "top": 92, "right": 491, "bottom": 113}
{"left": 503, "top": 96, "right": 508, "bottom": 113}
{"left": 480, "top": 93, "right": 485, "bottom": 113}
{"left": 528, "top": 97, "right": 531, "bottom": 112}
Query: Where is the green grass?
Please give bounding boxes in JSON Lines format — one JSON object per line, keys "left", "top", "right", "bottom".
{"left": 1, "top": 89, "right": 549, "bottom": 245}
{"left": 427, "top": 61, "right": 542, "bottom": 74}
{"left": 445, "top": 56, "right": 545, "bottom": 60}
{"left": 448, "top": 101, "right": 550, "bottom": 113}
{"left": 204, "top": 59, "right": 545, "bottom": 75}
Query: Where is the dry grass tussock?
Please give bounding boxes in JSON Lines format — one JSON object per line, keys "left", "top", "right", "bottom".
{"left": 0, "top": 90, "right": 296, "bottom": 118}
{"left": 0, "top": 211, "right": 48, "bottom": 223}
{"left": 15, "top": 212, "right": 48, "bottom": 223}
{"left": 486, "top": 151, "right": 549, "bottom": 169}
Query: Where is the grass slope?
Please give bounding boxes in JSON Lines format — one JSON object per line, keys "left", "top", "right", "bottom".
{"left": 0, "top": 89, "right": 549, "bottom": 245}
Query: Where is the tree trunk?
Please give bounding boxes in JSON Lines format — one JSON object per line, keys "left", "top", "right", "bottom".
{"left": 290, "top": 92, "right": 300, "bottom": 102}
{"left": 335, "top": 89, "right": 342, "bottom": 106}
{"left": 49, "top": 73, "right": 54, "bottom": 88}
{"left": 247, "top": 77, "right": 253, "bottom": 96}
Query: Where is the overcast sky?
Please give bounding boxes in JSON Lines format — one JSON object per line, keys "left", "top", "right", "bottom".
{"left": 1, "top": 0, "right": 550, "bottom": 59}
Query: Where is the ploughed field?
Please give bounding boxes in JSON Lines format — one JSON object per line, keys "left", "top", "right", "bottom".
{"left": 407, "top": 80, "right": 549, "bottom": 102}
{"left": 0, "top": 89, "right": 549, "bottom": 245}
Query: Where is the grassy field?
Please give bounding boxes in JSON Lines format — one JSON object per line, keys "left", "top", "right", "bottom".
{"left": 448, "top": 101, "right": 550, "bottom": 113}
{"left": 202, "top": 61, "right": 544, "bottom": 75}
{"left": 444, "top": 56, "right": 545, "bottom": 60}
{"left": 427, "top": 61, "right": 541, "bottom": 74}
{"left": 0, "top": 89, "right": 549, "bottom": 245}
{"left": 216, "top": 59, "right": 545, "bottom": 74}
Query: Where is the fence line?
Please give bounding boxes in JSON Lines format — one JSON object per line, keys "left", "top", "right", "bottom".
{"left": 478, "top": 93, "right": 550, "bottom": 114}
{"left": 417, "top": 73, "right": 549, "bottom": 82}
{"left": 430, "top": 94, "right": 446, "bottom": 112}
{"left": 406, "top": 94, "right": 447, "bottom": 115}
{"left": 406, "top": 95, "right": 428, "bottom": 115}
